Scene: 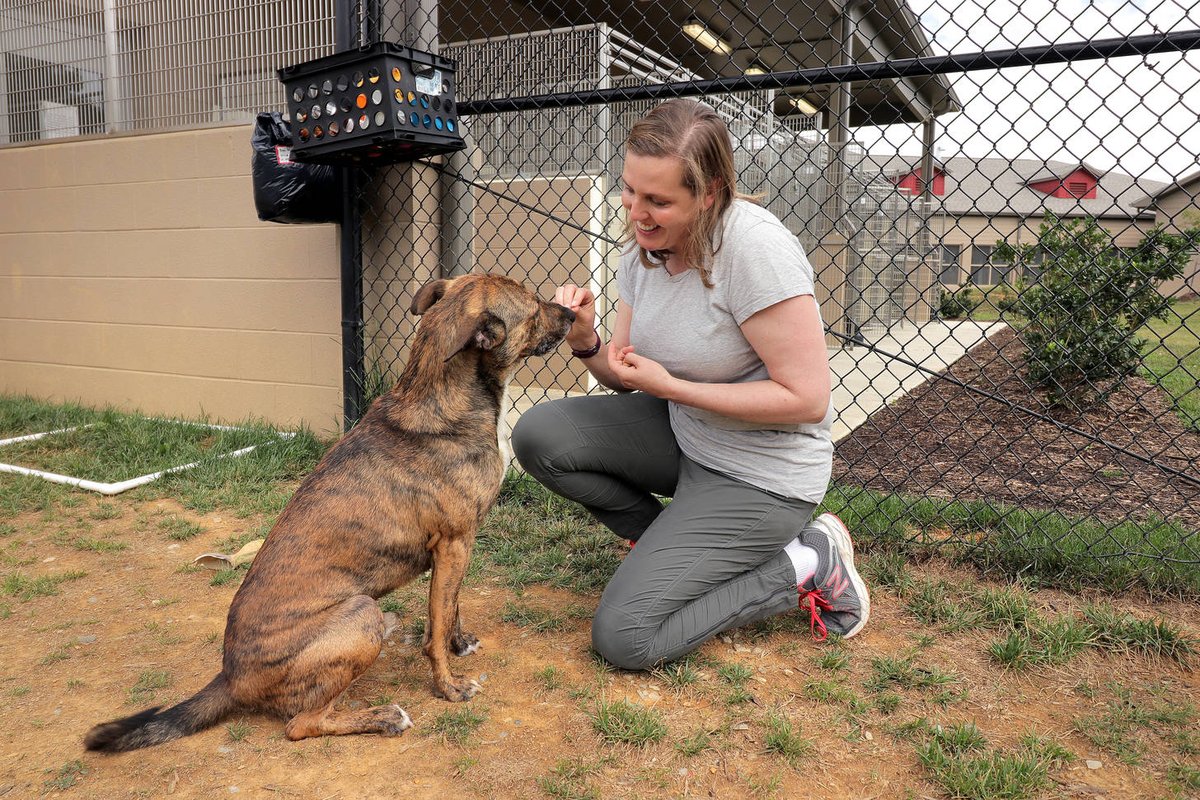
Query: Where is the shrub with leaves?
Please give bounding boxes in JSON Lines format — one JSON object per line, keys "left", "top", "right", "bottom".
{"left": 995, "top": 215, "right": 1197, "bottom": 407}
{"left": 938, "top": 286, "right": 981, "bottom": 319}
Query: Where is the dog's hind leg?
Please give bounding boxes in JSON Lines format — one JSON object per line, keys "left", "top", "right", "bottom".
{"left": 276, "top": 595, "right": 412, "bottom": 740}
{"left": 425, "top": 535, "right": 482, "bottom": 702}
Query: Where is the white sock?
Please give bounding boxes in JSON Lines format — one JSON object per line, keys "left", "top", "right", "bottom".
{"left": 784, "top": 537, "right": 819, "bottom": 586}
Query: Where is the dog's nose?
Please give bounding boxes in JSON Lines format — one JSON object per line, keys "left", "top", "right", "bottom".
{"left": 552, "top": 303, "right": 576, "bottom": 324}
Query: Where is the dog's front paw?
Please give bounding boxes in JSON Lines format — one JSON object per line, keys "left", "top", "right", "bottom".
{"left": 451, "top": 631, "right": 481, "bottom": 657}
{"left": 365, "top": 704, "right": 413, "bottom": 736}
{"left": 435, "top": 676, "right": 482, "bottom": 702}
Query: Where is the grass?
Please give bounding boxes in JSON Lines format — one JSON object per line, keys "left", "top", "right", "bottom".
{"left": 535, "top": 665, "right": 565, "bottom": 692}
{"left": 866, "top": 655, "right": 959, "bottom": 694}
{"left": 961, "top": 283, "right": 1020, "bottom": 323}
{"left": 986, "top": 616, "right": 1093, "bottom": 669}
{"left": 88, "top": 502, "right": 121, "bottom": 520}
{"left": 1167, "top": 761, "right": 1200, "bottom": 794}
{"left": 674, "top": 730, "right": 712, "bottom": 756}
{"left": 715, "top": 661, "right": 757, "bottom": 705}
{"left": 904, "top": 579, "right": 971, "bottom": 628}
{"left": 815, "top": 649, "right": 851, "bottom": 671}
{"left": 1140, "top": 297, "right": 1200, "bottom": 431}
{"left": 426, "top": 707, "right": 487, "bottom": 745}
{"left": 157, "top": 515, "right": 204, "bottom": 541}
{"left": 226, "top": 719, "right": 253, "bottom": 742}
{"left": 537, "top": 758, "right": 604, "bottom": 800}
{"left": 69, "top": 535, "right": 128, "bottom": 553}
{"left": 0, "top": 395, "right": 100, "bottom": 438}
{"left": 42, "top": 760, "right": 88, "bottom": 792}
{"left": 651, "top": 657, "right": 701, "bottom": 690}
{"left": 715, "top": 662, "right": 754, "bottom": 686}
{"left": 3, "top": 394, "right": 1195, "bottom": 602}
{"left": 971, "top": 585, "right": 1039, "bottom": 630}
{"left": 916, "top": 722, "right": 1071, "bottom": 800}
{"left": 500, "top": 601, "right": 571, "bottom": 632}
{"left": 0, "top": 397, "right": 328, "bottom": 522}
{"left": 874, "top": 692, "right": 902, "bottom": 714}
{"left": 589, "top": 698, "right": 667, "bottom": 746}
{"left": 762, "top": 712, "right": 813, "bottom": 766}
{"left": 209, "top": 566, "right": 249, "bottom": 587}
{"left": 983, "top": 596, "right": 1196, "bottom": 670}
{"left": 127, "top": 670, "right": 172, "bottom": 705}
{"left": 1082, "top": 602, "right": 1198, "bottom": 663}
{"left": 1072, "top": 683, "right": 1197, "bottom": 767}
{"left": 2, "top": 570, "right": 88, "bottom": 601}
{"left": 477, "top": 475, "right": 626, "bottom": 595}
{"left": 821, "top": 484, "right": 1200, "bottom": 598}
{"left": 0, "top": 410, "right": 284, "bottom": 483}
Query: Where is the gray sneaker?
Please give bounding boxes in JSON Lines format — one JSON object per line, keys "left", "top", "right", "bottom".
{"left": 798, "top": 513, "right": 871, "bottom": 640}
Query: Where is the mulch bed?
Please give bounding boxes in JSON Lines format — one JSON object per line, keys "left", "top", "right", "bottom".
{"left": 833, "top": 327, "right": 1200, "bottom": 533}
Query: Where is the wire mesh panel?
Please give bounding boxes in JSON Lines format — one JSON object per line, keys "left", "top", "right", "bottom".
{"left": 341, "top": 0, "right": 1200, "bottom": 589}
{"left": 5, "top": 0, "right": 1197, "bottom": 588}
{"left": 0, "top": 0, "right": 336, "bottom": 140}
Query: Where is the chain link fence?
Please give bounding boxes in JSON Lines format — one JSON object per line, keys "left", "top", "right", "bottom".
{"left": 4, "top": 0, "right": 1195, "bottom": 585}
{"left": 343, "top": 0, "right": 1200, "bottom": 587}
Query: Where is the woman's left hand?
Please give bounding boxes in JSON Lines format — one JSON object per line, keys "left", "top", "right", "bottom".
{"left": 609, "top": 345, "right": 678, "bottom": 398}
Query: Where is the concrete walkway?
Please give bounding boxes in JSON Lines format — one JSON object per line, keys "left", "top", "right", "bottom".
{"left": 829, "top": 320, "right": 1008, "bottom": 442}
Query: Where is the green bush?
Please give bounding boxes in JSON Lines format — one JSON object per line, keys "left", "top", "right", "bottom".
{"left": 994, "top": 215, "right": 1197, "bottom": 407}
{"left": 995, "top": 283, "right": 1023, "bottom": 314}
{"left": 938, "top": 287, "right": 981, "bottom": 319}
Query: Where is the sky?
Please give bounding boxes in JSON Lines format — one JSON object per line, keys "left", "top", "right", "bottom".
{"left": 853, "top": 0, "right": 1200, "bottom": 185}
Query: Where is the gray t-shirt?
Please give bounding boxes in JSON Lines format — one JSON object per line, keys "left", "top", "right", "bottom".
{"left": 617, "top": 199, "right": 833, "bottom": 502}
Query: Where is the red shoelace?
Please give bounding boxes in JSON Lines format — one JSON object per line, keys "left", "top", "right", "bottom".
{"left": 799, "top": 588, "right": 834, "bottom": 642}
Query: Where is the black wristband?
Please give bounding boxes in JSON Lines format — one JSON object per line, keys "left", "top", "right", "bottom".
{"left": 570, "top": 331, "right": 602, "bottom": 359}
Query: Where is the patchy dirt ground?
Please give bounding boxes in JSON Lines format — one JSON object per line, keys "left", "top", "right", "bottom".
{"left": 1, "top": 490, "right": 1197, "bottom": 800}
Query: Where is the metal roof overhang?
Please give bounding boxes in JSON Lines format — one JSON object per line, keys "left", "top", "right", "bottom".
{"left": 499, "top": 0, "right": 963, "bottom": 126}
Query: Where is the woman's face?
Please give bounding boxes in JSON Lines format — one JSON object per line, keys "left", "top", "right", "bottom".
{"left": 621, "top": 152, "right": 715, "bottom": 255}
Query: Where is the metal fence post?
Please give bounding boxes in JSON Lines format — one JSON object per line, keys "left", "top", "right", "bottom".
{"left": 336, "top": 0, "right": 366, "bottom": 430}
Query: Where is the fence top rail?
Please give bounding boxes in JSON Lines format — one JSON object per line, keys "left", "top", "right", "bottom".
{"left": 459, "top": 28, "right": 1200, "bottom": 116}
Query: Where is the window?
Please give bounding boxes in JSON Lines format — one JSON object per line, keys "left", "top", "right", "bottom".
{"left": 1067, "top": 180, "right": 1090, "bottom": 197}
{"left": 939, "top": 244, "right": 962, "bottom": 284}
{"left": 970, "top": 245, "right": 996, "bottom": 285}
{"left": 970, "top": 244, "right": 1015, "bottom": 286}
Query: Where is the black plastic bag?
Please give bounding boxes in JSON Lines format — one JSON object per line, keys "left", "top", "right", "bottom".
{"left": 251, "top": 112, "right": 339, "bottom": 224}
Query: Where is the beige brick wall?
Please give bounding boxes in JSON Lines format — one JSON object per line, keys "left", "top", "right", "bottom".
{"left": 0, "top": 125, "right": 345, "bottom": 435}
{"left": 1146, "top": 191, "right": 1200, "bottom": 298}
{"left": 938, "top": 213, "right": 1160, "bottom": 286}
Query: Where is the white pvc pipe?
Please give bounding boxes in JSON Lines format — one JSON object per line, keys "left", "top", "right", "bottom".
{"left": 0, "top": 426, "right": 88, "bottom": 447}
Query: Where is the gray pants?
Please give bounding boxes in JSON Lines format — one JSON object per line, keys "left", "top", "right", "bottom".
{"left": 511, "top": 392, "right": 816, "bottom": 670}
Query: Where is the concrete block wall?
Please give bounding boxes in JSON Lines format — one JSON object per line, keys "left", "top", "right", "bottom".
{"left": 0, "top": 125, "right": 345, "bottom": 435}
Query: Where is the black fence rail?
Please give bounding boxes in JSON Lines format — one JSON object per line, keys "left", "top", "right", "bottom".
{"left": 344, "top": 0, "right": 1200, "bottom": 590}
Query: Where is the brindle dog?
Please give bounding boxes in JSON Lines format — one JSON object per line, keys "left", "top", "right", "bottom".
{"left": 84, "top": 274, "right": 575, "bottom": 750}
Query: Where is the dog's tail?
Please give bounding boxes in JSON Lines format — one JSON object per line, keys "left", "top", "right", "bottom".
{"left": 84, "top": 674, "right": 238, "bottom": 752}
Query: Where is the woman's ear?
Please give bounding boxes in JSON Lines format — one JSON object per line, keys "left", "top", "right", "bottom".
{"left": 702, "top": 178, "right": 721, "bottom": 210}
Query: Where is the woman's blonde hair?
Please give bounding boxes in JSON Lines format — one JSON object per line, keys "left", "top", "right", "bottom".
{"left": 620, "top": 99, "right": 754, "bottom": 287}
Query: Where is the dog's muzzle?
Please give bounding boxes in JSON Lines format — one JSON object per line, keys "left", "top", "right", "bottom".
{"left": 530, "top": 304, "right": 575, "bottom": 356}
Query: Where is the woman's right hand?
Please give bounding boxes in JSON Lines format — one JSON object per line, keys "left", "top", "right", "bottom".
{"left": 554, "top": 283, "right": 598, "bottom": 350}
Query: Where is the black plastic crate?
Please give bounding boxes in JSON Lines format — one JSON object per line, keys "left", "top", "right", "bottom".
{"left": 277, "top": 42, "right": 465, "bottom": 166}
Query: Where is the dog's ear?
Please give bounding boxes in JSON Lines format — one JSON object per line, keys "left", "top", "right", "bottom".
{"left": 444, "top": 311, "right": 507, "bottom": 362}
{"left": 411, "top": 279, "right": 450, "bottom": 315}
